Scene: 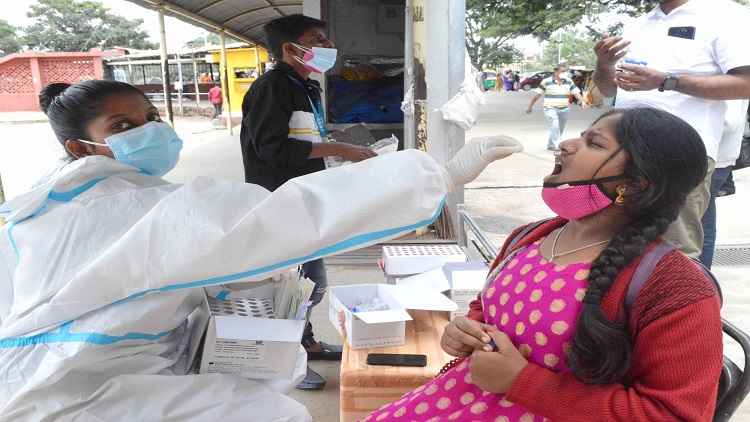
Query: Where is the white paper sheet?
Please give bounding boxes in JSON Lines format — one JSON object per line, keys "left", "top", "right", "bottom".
{"left": 394, "top": 267, "right": 451, "bottom": 292}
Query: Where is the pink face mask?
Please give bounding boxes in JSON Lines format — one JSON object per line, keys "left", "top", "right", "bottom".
{"left": 541, "top": 176, "right": 625, "bottom": 220}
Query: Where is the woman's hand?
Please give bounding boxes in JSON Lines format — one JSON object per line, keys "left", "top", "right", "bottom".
{"left": 440, "top": 316, "right": 495, "bottom": 357}
{"left": 469, "top": 327, "right": 528, "bottom": 394}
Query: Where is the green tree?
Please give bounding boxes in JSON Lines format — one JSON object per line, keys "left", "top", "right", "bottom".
{"left": 466, "top": 0, "right": 749, "bottom": 69}
{"left": 186, "top": 33, "right": 221, "bottom": 48}
{"left": 23, "top": 0, "right": 157, "bottom": 52}
{"left": 0, "top": 19, "right": 21, "bottom": 56}
{"left": 483, "top": 45, "right": 523, "bottom": 69}
{"left": 542, "top": 31, "right": 598, "bottom": 69}
{"left": 185, "top": 32, "right": 240, "bottom": 49}
{"left": 466, "top": 0, "right": 617, "bottom": 69}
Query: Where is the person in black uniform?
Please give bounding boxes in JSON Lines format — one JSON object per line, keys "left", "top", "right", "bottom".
{"left": 240, "top": 14, "right": 376, "bottom": 391}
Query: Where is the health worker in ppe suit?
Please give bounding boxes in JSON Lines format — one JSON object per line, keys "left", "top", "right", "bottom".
{"left": 0, "top": 79, "right": 522, "bottom": 421}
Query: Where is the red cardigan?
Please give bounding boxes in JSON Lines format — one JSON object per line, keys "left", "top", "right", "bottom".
{"left": 467, "top": 218, "right": 723, "bottom": 422}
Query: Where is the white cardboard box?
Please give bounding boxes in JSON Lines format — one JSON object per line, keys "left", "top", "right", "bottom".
{"left": 382, "top": 244, "right": 467, "bottom": 276}
{"left": 329, "top": 283, "right": 458, "bottom": 349}
{"left": 191, "top": 291, "right": 306, "bottom": 380}
{"left": 442, "top": 262, "right": 489, "bottom": 320}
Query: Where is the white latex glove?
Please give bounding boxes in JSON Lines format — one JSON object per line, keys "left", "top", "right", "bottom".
{"left": 445, "top": 135, "right": 523, "bottom": 188}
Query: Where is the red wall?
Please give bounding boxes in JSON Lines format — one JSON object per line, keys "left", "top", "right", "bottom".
{"left": 0, "top": 52, "right": 104, "bottom": 112}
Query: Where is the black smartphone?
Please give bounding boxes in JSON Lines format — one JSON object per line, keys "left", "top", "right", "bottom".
{"left": 366, "top": 353, "right": 427, "bottom": 367}
{"left": 668, "top": 26, "right": 696, "bottom": 40}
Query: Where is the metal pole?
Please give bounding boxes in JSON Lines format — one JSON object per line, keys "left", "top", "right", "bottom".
{"left": 456, "top": 204, "right": 467, "bottom": 249}
{"left": 158, "top": 7, "right": 174, "bottom": 125}
{"left": 557, "top": 31, "right": 563, "bottom": 64}
{"left": 403, "top": 0, "right": 416, "bottom": 150}
{"left": 220, "top": 31, "right": 233, "bottom": 134}
{"left": 191, "top": 46, "right": 200, "bottom": 107}
{"left": 176, "top": 53, "right": 184, "bottom": 116}
{"left": 253, "top": 45, "right": 260, "bottom": 74}
{"left": 0, "top": 172, "right": 5, "bottom": 205}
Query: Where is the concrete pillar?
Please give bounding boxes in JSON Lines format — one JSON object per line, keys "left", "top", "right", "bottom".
{"left": 93, "top": 56, "right": 104, "bottom": 79}
{"left": 29, "top": 58, "right": 43, "bottom": 109}
{"left": 425, "top": 0, "right": 466, "bottom": 233}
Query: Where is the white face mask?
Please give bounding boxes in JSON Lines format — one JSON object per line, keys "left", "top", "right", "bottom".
{"left": 291, "top": 42, "right": 337, "bottom": 73}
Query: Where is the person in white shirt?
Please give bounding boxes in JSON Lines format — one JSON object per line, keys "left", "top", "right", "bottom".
{"left": 592, "top": 0, "right": 750, "bottom": 258}
{"left": 700, "top": 99, "right": 749, "bottom": 267}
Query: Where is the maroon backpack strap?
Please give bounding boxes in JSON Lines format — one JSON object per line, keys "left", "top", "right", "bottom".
{"left": 625, "top": 242, "right": 678, "bottom": 309}
{"left": 507, "top": 219, "right": 550, "bottom": 252}
{"left": 624, "top": 241, "right": 723, "bottom": 312}
{"left": 487, "top": 218, "right": 555, "bottom": 276}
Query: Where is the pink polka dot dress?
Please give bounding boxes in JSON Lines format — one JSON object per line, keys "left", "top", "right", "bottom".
{"left": 365, "top": 240, "right": 591, "bottom": 422}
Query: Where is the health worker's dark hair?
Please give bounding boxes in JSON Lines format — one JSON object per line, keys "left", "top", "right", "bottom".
{"left": 39, "top": 80, "right": 147, "bottom": 146}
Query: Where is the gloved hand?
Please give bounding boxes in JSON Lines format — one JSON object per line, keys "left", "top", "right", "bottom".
{"left": 445, "top": 135, "right": 523, "bottom": 188}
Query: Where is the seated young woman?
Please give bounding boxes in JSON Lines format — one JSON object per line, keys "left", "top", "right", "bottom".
{"left": 366, "top": 107, "right": 722, "bottom": 422}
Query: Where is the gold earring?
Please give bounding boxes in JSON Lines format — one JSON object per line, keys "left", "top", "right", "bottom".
{"left": 615, "top": 186, "right": 627, "bottom": 205}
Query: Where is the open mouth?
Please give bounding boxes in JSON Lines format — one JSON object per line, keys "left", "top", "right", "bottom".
{"left": 551, "top": 153, "right": 563, "bottom": 176}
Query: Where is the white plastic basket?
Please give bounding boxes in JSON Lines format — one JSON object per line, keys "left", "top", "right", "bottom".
{"left": 207, "top": 296, "right": 275, "bottom": 319}
{"left": 382, "top": 244, "right": 466, "bottom": 276}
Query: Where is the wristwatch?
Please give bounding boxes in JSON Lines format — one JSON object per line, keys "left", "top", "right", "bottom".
{"left": 659, "top": 74, "right": 679, "bottom": 92}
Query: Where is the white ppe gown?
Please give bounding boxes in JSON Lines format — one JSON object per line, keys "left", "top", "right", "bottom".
{"left": 0, "top": 150, "right": 448, "bottom": 421}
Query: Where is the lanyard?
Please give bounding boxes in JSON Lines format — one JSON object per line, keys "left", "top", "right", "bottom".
{"left": 307, "top": 95, "right": 328, "bottom": 139}
{"left": 286, "top": 74, "right": 327, "bottom": 139}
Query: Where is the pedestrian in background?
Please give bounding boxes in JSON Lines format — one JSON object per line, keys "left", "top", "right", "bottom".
{"left": 208, "top": 83, "right": 223, "bottom": 119}
{"left": 526, "top": 63, "right": 584, "bottom": 151}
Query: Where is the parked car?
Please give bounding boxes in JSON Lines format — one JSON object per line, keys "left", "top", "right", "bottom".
{"left": 520, "top": 70, "right": 592, "bottom": 94}
{"left": 519, "top": 71, "right": 552, "bottom": 91}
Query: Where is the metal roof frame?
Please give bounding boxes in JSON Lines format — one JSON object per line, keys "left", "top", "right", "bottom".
{"left": 123, "top": 0, "right": 303, "bottom": 45}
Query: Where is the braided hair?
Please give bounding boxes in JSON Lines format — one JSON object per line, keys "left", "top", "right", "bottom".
{"left": 567, "top": 107, "right": 708, "bottom": 384}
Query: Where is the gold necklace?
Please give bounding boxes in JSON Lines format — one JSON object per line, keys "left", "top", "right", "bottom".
{"left": 550, "top": 224, "right": 610, "bottom": 261}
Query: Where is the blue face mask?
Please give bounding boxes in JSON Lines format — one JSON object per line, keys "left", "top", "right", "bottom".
{"left": 77, "top": 121, "right": 183, "bottom": 176}
{"left": 292, "top": 42, "right": 337, "bottom": 73}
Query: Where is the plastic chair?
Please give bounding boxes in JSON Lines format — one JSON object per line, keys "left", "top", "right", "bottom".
{"left": 715, "top": 319, "right": 750, "bottom": 422}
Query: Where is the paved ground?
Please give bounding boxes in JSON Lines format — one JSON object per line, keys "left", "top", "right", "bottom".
{"left": 0, "top": 90, "right": 748, "bottom": 420}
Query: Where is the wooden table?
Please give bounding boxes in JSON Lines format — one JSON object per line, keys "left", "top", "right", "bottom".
{"left": 339, "top": 310, "right": 453, "bottom": 422}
